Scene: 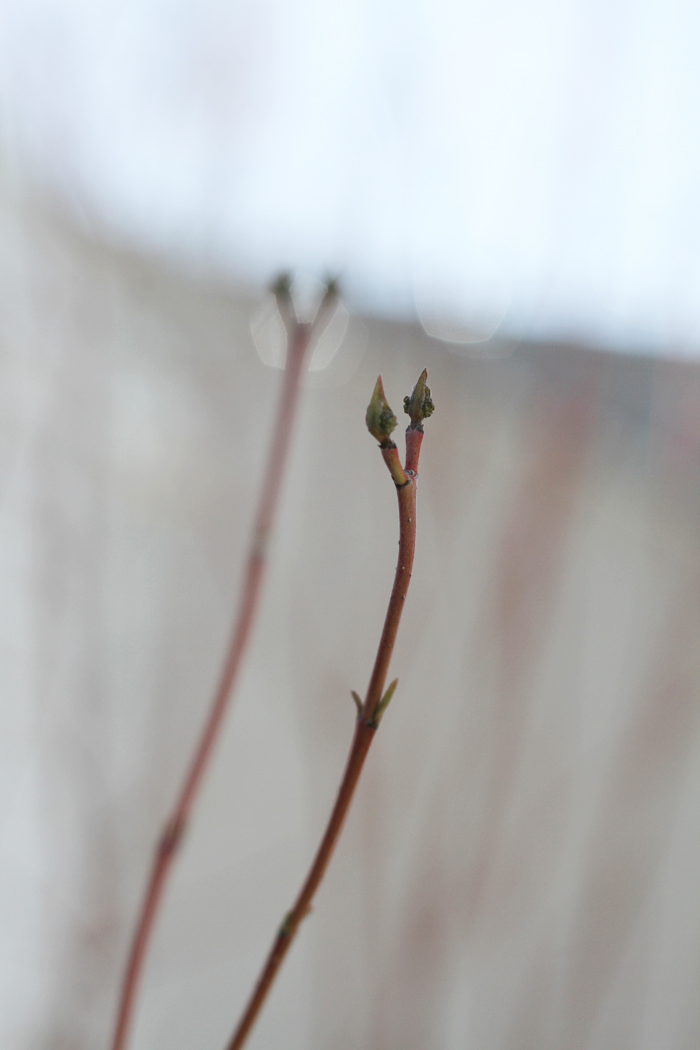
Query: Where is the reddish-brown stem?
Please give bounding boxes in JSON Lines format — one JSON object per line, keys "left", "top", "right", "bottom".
{"left": 110, "top": 308, "right": 325, "bottom": 1050}
{"left": 225, "top": 433, "right": 422, "bottom": 1050}
{"left": 404, "top": 426, "right": 423, "bottom": 476}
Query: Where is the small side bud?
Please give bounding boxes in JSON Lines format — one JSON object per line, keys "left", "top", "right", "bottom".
{"left": 271, "top": 271, "right": 292, "bottom": 303}
{"left": 403, "top": 368, "right": 434, "bottom": 429}
{"left": 366, "top": 376, "right": 398, "bottom": 447}
{"left": 322, "top": 275, "right": 340, "bottom": 301}
{"left": 370, "top": 678, "right": 398, "bottom": 727}
{"left": 311, "top": 275, "right": 341, "bottom": 334}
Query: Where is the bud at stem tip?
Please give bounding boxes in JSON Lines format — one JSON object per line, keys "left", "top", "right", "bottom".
{"left": 403, "top": 368, "right": 435, "bottom": 429}
{"left": 366, "top": 376, "right": 398, "bottom": 447}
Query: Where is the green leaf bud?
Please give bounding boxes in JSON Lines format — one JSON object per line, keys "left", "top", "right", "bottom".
{"left": 366, "top": 376, "right": 398, "bottom": 446}
{"left": 403, "top": 368, "right": 435, "bottom": 428}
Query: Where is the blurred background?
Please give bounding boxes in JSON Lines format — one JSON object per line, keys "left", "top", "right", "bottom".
{"left": 1, "top": 1, "right": 700, "bottom": 1048}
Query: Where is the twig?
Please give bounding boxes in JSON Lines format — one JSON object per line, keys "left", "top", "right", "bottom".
{"left": 224, "top": 368, "right": 434, "bottom": 1050}
{"left": 109, "top": 276, "right": 338, "bottom": 1050}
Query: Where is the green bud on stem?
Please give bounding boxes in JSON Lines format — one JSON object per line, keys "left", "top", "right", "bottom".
{"left": 403, "top": 368, "right": 434, "bottom": 429}
{"left": 366, "top": 376, "right": 398, "bottom": 447}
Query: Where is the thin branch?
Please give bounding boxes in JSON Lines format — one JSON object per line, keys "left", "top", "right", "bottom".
{"left": 109, "top": 277, "right": 338, "bottom": 1050}
{"left": 224, "top": 370, "right": 433, "bottom": 1050}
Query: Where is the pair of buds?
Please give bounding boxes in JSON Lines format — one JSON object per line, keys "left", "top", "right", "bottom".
{"left": 366, "top": 369, "right": 434, "bottom": 448}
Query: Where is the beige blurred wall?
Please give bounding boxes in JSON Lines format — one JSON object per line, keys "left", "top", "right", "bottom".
{"left": 1, "top": 178, "right": 700, "bottom": 1050}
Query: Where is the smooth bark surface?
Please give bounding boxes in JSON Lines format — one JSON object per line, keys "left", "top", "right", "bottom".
{"left": 226, "top": 420, "right": 423, "bottom": 1050}
{"left": 110, "top": 293, "right": 333, "bottom": 1050}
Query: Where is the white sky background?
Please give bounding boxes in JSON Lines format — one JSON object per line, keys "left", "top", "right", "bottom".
{"left": 1, "top": 0, "right": 700, "bottom": 353}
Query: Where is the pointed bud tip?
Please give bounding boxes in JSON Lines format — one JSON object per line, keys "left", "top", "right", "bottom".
{"left": 372, "top": 677, "right": 399, "bottom": 727}
{"left": 403, "top": 368, "right": 435, "bottom": 427}
{"left": 366, "top": 375, "right": 398, "bottom": 444}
